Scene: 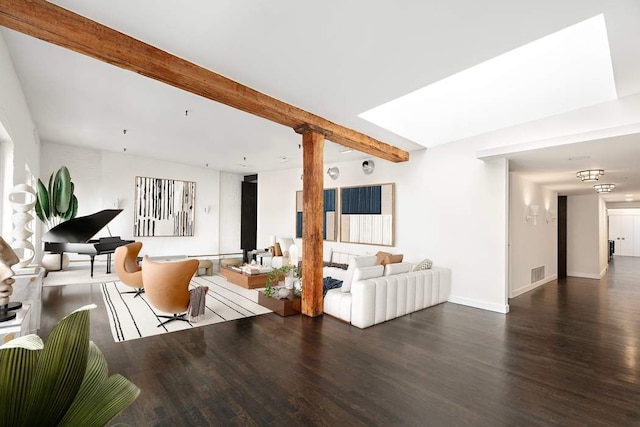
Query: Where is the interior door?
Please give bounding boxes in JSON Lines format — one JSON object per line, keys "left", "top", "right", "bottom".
{"left": 634, "top": 216, "right": 640, "bottom": 256}
{"left": 612, "top": 216, "right": 634, "bottom": 256}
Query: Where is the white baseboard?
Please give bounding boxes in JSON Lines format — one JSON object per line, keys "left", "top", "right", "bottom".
{"left": 567, "top": 271, "right": 601, "bottom": 279}
{"left": 448, "top": 295, "right": 509, "bottom": 314}
{"left": 510, "top": 274, "right": 557, "bottom": 298}
{"left": 599, "top": 265, "right": 608, "bottom": 278}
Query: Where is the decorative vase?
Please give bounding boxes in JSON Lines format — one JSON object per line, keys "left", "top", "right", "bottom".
{"left": 284, "top": 276, "right": 294, "bottom": 290}
{"left": 41, "top": 253, "right": 70, "bottom": 272}
{"left": 277, "top": 287, "right": 291, "bottom": 299}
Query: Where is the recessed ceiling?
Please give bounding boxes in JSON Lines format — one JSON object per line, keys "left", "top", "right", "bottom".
{"left": 359, "top": 14, "right": 617, "bottom": 147}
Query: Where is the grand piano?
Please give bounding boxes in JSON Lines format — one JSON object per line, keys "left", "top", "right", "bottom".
{"left": 43, "top": 209, "right": 134, "bottom": 277}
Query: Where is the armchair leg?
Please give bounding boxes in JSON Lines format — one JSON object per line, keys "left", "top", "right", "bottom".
{"left": 120, "top": 288, "right": 145, "bottom": 298}
{"left": 157, "top": 313, "right": 189, "bottom": 327}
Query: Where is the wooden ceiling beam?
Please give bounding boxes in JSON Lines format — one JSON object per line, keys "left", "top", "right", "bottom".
{"left": 0, "top": 0, "right": 410, "bottom": 163}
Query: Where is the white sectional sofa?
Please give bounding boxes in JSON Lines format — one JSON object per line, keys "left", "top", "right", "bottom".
{"left": 323, "top": 252, "right": 451, "bottom": 329}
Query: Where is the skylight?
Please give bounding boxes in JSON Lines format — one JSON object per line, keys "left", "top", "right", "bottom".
{"left": 359, "top": 14, "right": 617, "bottom": 148}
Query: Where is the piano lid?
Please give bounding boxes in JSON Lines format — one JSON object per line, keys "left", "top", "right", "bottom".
{"left": 43, "top": 209, "right": 124, "bottom": 243}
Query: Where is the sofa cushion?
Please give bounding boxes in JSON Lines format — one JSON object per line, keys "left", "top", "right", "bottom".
{"left": 331, "top": 251, "right": 357, "bottom": 266}
{"left": 323, "top": 246, "right": 333, "bottom": 262}
{"left": 324, "top": 288, "right": 352, "bottom": 322}
{"left": 382, "top": 254, "right": 404, "bottom": 265}
{"left": 341, "top": 255, "right": 377, "bottom": 293}
{"left": 384, "top": 262, "right": 412, "bottom": 276}
{"left": 353, "top": 265, "right": 384, "bottom": 282}
{"left": 376, "top": 251, "right": 392, "bottom": 265}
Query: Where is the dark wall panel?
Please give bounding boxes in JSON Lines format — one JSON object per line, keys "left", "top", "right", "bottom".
{"left": 558, "top": 196, "right": 567, "bottom": 278}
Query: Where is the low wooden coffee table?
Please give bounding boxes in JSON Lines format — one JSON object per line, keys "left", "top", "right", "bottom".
{"left": 219, "top": 266, "right": 272, "bottom": 289}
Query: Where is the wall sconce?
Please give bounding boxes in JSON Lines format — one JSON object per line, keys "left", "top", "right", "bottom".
{"left": 327, "top": 167, "right": 340, "bottom": 180}
{"left": 203, "top": 205, "right": 211, "bottom": 214}
{"left": 112, "top": 198, "right": 121, "bottom": 209}
{"left": 526, "top": 204, "right": 540, "bottom": 225}
{"left": 362, "top": 160, "right": 375, "bottom": 175}
{"left": 546, "top": 209, "right": 557, "bottom": 223}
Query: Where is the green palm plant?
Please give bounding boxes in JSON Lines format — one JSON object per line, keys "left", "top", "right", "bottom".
{"left": 34, "top": 166, "right": 78, "bottom": 229}
{"left": 0, "top": 305, "right": 139, "bottom": 426}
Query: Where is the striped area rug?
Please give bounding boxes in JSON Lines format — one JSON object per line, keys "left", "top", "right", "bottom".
{"left": 100, "top": 274, "right": 272, "bottom": 342}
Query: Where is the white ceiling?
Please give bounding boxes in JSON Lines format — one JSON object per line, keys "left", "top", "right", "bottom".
{"left": 2, "top": 0, "right": 640, "bottom": 195}
{"left": 509, "top": 133, "right": 640, "bottom": 202}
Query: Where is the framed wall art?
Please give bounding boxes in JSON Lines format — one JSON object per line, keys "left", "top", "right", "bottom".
{"left": 295, "top": 188, "right": 338, "bottom": 241}
{"left": 340, "top": 183, "right": 394, "bottom": 246}
{"left": 134, "top": 176, "right": 196, "bottom": 237}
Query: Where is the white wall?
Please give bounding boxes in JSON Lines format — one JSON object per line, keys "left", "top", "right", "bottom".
{"left": 219, "top": 172, "right": 243, "bottom": 254}
{"left": 0, "top": 32, "right": 40, "bottom": 237}
{"left": 40, "top": 141, "right": 238, "bottom": 259}
{"left": 567, "top": 194, "right": 606, "bottom": 278}
{"left": 509, "top": 173, "right": 557, "bottom": 297}
{"left": 608, "top": 208, "right": 640, "bottom": 215}
{"left": 258, "top": 139, "right": 510, "bottom": 314}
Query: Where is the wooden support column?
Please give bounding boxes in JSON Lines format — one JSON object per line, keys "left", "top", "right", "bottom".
{"left": 297, "top": 125, "right": 327, "bottom": 317}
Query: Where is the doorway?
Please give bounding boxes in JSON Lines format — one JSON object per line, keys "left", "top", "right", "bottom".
{"left": 557, "top": 196, "right": 567, "bottom": 278}
{"left": 241, "top": 174, "right": 257, "bottom": 262}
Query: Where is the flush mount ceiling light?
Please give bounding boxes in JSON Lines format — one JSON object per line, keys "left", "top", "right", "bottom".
{"left": 327, "top": 167, "right": 340, "bottom": 180}
{"left": 593, "top": 183, "right": 615, "bottom": 193}
{"left": 576, "top": 169, "right": 604, "bottom": 181}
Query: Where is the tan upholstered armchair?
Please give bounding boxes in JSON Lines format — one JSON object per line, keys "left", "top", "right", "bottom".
{"left": 114, "top": 241, "right": 144, "bottom": 297}
{"left": 141, "top": 255, "right": 201, "bottom": 327}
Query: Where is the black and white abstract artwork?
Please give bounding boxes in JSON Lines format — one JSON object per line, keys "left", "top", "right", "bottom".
{"left": 134, "top": 176, "right": 196, "bottom": 237}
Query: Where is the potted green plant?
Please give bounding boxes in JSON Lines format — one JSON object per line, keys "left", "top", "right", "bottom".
{"left": 264, "top": 265, "right": 301, "bottom": 299}
{"left": 0, "top": 304, "right": 139, "bottom": 425}
{"left": 259, "top": 265, "right": 302, "bottom": 316}
{"left": 35, "top": 166, "right": 78, "bottom": 229}
{"left": 35, "top": 166, "right": 78, "bottom": 271}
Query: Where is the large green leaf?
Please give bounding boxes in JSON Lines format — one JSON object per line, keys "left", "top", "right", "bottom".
{"left": 63, "top": 194, "right": 78, "bottom": 221}
{"left": 55, "top": 166, "right": 73, "bottom": 214}
{"left": 48, "top": 173, "right": 57, "bottom": 218}
{"left": 0, "top": 306, "right": 138, "bottom": 426}
{"left": 24, "top": 305, "right": 94, "bottom": 425}
{"left": 59, "top": 342, "right": 140, "bottom": 427}
{"left": 0, "top": 335, "right": 44, "bottom": 426}
{"left": 34, "top": 179, "right": 49, "bottom": 223}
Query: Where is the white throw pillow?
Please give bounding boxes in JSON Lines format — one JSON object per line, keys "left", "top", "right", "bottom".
{"left": 353, "top": 265, "right": 384, "bottom": 282}
{"left": 384, "top": 262, "right": 412, "bottom": 276}
{"left": 341, "top": 255, "right": 377, "bottom": 293}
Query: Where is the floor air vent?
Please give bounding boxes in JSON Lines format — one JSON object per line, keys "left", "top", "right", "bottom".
{"left": 531, "top": 266, "right": 545, "bottom": 284}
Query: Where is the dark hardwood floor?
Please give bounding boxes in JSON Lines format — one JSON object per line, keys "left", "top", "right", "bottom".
{"left": 39, "top": 257, "right": 640, "bottom": 426}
